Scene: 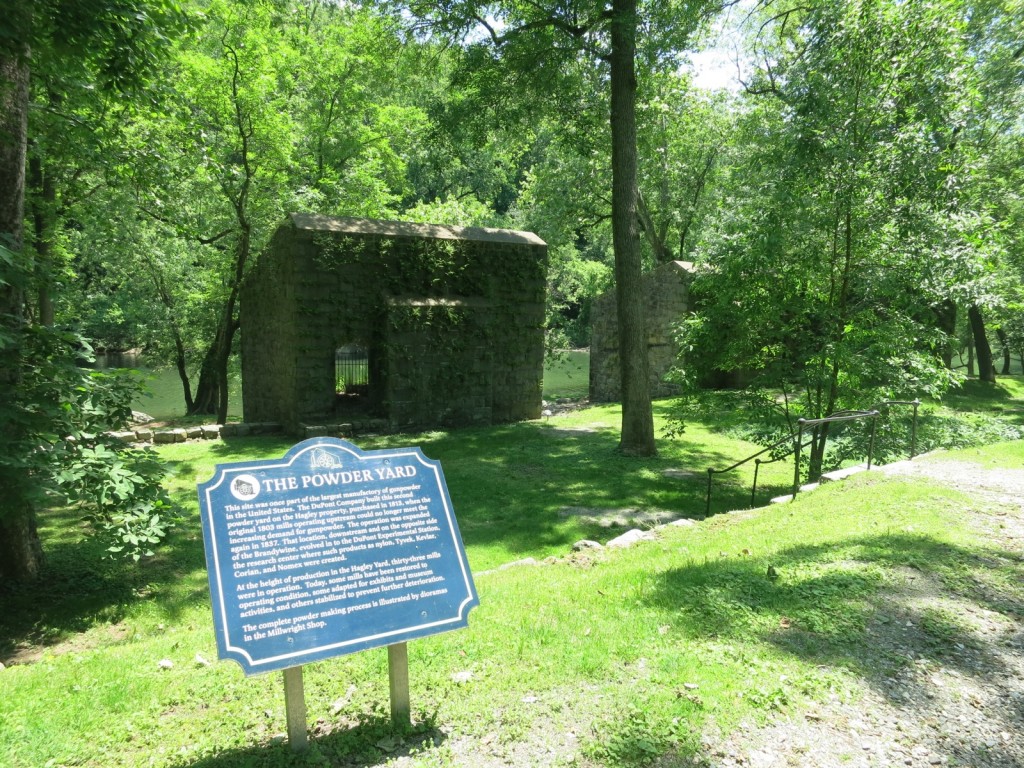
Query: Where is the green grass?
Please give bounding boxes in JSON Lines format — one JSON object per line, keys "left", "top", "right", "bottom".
{"left": 935, "top": 375, "right": 1024, "bottom": 425}
{"left": 1, "top": 387, "right": 1021, "bottom": 767}
{"left": 152, "top": 401, "right": 800, "bottom": 574}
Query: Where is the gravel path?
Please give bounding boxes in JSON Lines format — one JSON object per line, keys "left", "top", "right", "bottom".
{"left": 706, "top": 457, "right": 1024, "bottom": 768}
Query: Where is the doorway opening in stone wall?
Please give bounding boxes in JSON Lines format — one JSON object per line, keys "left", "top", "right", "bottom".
{"left": 334, "top": 343, "right": 374, "bottom": 418}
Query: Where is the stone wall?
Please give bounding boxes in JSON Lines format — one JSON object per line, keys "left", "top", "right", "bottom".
{"left": 241, "top": 214, "right": 546, "bottom": 433}
{"left": 589, "top": 260, "right": 692, "bottom": 403}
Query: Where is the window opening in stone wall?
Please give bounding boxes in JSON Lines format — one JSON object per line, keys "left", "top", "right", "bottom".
{"left": 335, "top": 344, "right": 369, "bottom": 396}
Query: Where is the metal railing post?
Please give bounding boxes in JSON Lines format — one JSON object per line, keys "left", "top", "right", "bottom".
{"left": 911, "top": 399, "right": 920, "bottom": 459}
{"left": 867, "top": 412, "right": 878, "bottom": 469}
{"left": 705, "top": 468, "right": 714, "bottom": 516}
{"left": 702, "top": 398, "right": 920, "bottom": 516}
{"left": 792, "top": 420, "right": 805, "bottom": 499}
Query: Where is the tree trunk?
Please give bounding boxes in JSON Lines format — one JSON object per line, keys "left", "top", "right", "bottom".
{"left": 968, "top": 304, "right": 995, "bottom": 383}
{"left": 0, "top": 40, "right": 44, "bottom": 581}
{"left": 189, "top": 340, "right": 223, "bottom": 416}
{"left": 172, "top": 331, "right": 195, "bottom": 413}
{"left": 188, "top": 288, "right": 242, "bottom": 422}
{"left": 807, "top": 425, "right": 827, "bottom": 485}
{"left": 996, "top": 327, "right": 1011, "bottom": 375}
{"left": 28, "top": 154, "right": 56, "bottom": 326}
{"left": 144, "top": 256, "right": 196, "bottom": 412}
{"left": 0, "top": 513, "right": 44, "bottom": 582}
{"left": 0, "top": 49, "right": 29, "bottom": 261}
{"left": 933, "top": 299, "right": 956, "bottom": 369}
{"left": 637, "top": 193, "right": 670, "bottom": 263}
{"left": 214, "top": 224, "right": 250, "bottom": 424}
{"left": 608, "top": 0, "right": 655, "bottom": 457}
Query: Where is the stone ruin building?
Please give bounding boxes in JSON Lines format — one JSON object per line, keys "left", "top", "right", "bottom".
{"left": 589, "top": 259, "right": 693, "bottom": 403}
{"left": 241, "top": 213, "right": 547, "bottom": 434}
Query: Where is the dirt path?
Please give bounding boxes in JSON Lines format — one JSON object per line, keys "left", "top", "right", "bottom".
{"left": 706, "top": 457, "right": 1024, "bottom": 768}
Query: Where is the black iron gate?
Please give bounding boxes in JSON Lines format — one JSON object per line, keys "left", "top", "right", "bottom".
{"left": 335, "top": 344, "right": 368, "bottom": 394}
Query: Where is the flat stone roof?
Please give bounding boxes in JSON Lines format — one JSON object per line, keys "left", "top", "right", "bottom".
{"left": 290, "top": 213, "right": 546, "bottom": 247}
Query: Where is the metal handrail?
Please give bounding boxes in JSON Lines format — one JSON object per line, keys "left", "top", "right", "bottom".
{"left": 703, "top": 398, "right": 921, "bottom": 515}
{"left": 705, "top": 432, "right": 813, "bottom": 515}
{"left": 871, "top": 399, "right": 920, "bottom": 460}
{"left": 751, "top": 451, "right": 790, "bottom": 508}
{"left": 792, "top": 410, "right": 880, "bottom": 500}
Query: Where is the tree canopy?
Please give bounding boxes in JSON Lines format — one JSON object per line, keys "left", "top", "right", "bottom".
{"left": 1, "top": 0, "right": 1023, "bottom": 577}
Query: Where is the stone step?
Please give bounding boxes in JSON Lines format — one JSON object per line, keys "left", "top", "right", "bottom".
{"left": 820, "top": 465, "right": 869, "bottom": 483}
{"left": 771, "top": 482, "right": 819, "bottom": 503}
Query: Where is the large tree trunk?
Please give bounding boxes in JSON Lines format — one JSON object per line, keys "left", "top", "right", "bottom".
{"left": 187, "top": 253, "right": 245, "bottom": 422}
{"left": 968, "top": 304, "right": 996, "bottom": 383}
{"left": 0, "top": 41, "right": 44, "bottom": 581}
{"left": 608, "top": 0, "right": 655, "bottom": 457}
{"left": 189, "top": 340, "right": 223, "bottom": 417}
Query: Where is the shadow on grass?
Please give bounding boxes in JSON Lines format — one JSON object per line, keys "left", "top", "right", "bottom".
{"left": 171, "top": 711, "right": 444, "bottom": 768}
{"left": 942, "top": 375, "right": 1024, "bottom": 416}
{"left": 0, "top": 504, "right": 211, "bottom": 659}
{"left": 176, "top": 420, "right": 766, "bottom": 557}
{"left": 0, "top": 416, "right": 777, "bottom": 662}
{"left": 651, "top": 531, "right": 1024, "bottom": 669}
{"left": 646, "top": 531, "right": 1024, "bottom": 767}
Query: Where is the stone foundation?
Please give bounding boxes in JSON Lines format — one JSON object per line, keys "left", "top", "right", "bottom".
{"left": 589, "top": 260, "right": 693, "bottom": 403}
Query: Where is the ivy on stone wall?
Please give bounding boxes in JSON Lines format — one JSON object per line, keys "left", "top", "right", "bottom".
{"left": 244, "top": 220, "right": 546, "bottom": 430}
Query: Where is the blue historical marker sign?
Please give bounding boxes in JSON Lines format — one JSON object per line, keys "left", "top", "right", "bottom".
{"left": 197, "top": 437, "right": 479, "bottom": 676}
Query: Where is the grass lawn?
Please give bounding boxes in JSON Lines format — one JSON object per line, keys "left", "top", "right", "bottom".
{"left": 1, "top": 383, "right": 1021, "bottom": 767}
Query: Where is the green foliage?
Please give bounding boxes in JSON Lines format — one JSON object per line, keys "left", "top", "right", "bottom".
{"left": 0, "top": 319, "right": 173, "bottom": 562}
{"left": 401, "top": 194, "right": 506, "bottom": 228}
{"left": 55, "top": 443, "right": 173, "bottom": 561}
{"left": 635, "top": 73, "right": 733, "bottom": 261}
{"left": 544, "top": 243, "right": 612, "bottom": 350}
{"left": 670, "top": 0, "right": 1007, "bottom": 469}
{"left": 587, "top": 701, "right": 701, "bottom": 766}
{"left": 8, "top": 0, "right": 188, "bottom": 89}
{"left": 667, "top": 376, "right": 1024, "bottom": 479}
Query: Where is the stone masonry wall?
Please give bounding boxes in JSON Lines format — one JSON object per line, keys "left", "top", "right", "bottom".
{"left": 241, "top": 214, "right": 547, "bottom": 433}
{"left": 589, "top": 260, "right": 692, "bottom": 403}
{"left": 240, "top": 226, "right": 301, "bottom": 426}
